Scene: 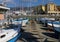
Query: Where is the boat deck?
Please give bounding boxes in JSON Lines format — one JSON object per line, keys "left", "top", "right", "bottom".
{"left": 16, "top": 20, "right": 58, "bottom": 42}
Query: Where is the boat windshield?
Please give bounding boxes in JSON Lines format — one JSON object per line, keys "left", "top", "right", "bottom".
{"left": 3, "top": 24, "right": 18, "bottom": 30}
{"left": 9, "top": 24, "right": 18, "bottom": 28}
{"left": 15, "top": 19, "right": 22, "bottom": 21}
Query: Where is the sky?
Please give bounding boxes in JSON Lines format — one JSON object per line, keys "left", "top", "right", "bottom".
{"left": 0, "top": 0, "right": 60, "bottom": 7}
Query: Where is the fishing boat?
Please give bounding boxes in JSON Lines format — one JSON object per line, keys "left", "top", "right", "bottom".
{"left": 47, "top": 21, "right": 60, "bottom": 28}
{"left": 0, "top": 24, "right": 21, "bottom": 42}
{"left": 12, "top": 18, "right": 22, "bottom": 25}
{"left": 22, "top": 18, "right": 29, "bottom": 26}
{"left": 39, "top": 18, "right": 55, "bottom": 23}
{"left": 38, "top": 18, "right": 55, "bottom": 27}
{"left": 0, "top": 4, "right": 22, "bottom": 42}
{"left": 13, "top": 18, "right": 29, "bottom": 26}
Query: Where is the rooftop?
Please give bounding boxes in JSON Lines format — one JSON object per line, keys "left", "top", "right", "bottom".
{"left": 0, "top": 4, "right": 10, "bottom": 10}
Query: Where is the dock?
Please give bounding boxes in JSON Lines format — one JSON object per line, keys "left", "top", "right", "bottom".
{"left": 17, "top": 20, "right": 58, "bottom": 42}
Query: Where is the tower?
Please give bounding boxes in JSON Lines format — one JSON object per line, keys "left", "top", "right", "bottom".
{"left": 47, "top": 0, "right": 55, "bottom": 11}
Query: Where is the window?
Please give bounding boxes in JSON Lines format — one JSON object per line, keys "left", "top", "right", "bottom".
{"left": 0, "top": 35, "right": 6, "bottom": 38}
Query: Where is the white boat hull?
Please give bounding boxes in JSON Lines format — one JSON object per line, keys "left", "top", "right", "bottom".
{"left": 0, "top": 24, "right": 21, "bottom": 42}
{"left": 47, "top": 21, "right": 60, "bottom": 27}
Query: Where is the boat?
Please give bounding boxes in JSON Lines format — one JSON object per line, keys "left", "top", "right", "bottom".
{"left": 47, "top": 21, "right": 60, "bottom": 28}
{"left": 0, "top": 24, "right": 21, "bottom": 42}
{"left": 0, "top": 3, "right": 22, "bottom": 42}
{"left": 12, "top": 18, "right": 29, "bottom": 26}
{"left": 38, "top": 18, "right": 55, "bottom": 27}
{"left": 39, "top": 18, "right": 55, "bottom": 23}
{"left": 12, "top": 19, "right": 22, "bottom": 25}
{"left": 39, "top": 17, "right": 60, "bottom": 28}
{"left": 0, "top": 4, "right": 10, "bottom": 26}
{"left": 22, "top": 18, "right": 29, "bottom": 26}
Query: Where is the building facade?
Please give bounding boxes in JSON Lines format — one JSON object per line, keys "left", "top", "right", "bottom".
{"left": 0, "top": 4, "right": 10, "bottom": 25}
{"left": 40, "top": 3, "right": 60, "bottom": 15}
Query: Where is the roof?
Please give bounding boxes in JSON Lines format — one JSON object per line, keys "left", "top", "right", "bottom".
{"left": 0, "top": 6, "right": 10, "bottom": 10}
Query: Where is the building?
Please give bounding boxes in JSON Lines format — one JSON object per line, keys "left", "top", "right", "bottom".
{"left": 47, "top": 3, "right": 56, "bottom": 11}
{"left": 40, "top": 5, "right": 46, "bottom": 14}
{"left": 46, "top": 3, "right": 58, "bottom": 14}
{"left": 41, "top": 5, "right": 45, "bottom": 11}
{"left": 39, "top": 3, "right": 60, "bottom": 15}
{"left": 46, "top": 3, "right": 60, "bottom": 15}
{"left": 0, "top": 4, "right": 10, "bottom": 25}
{"left": 57, "top": 6, "right": 60, "bottom": 11}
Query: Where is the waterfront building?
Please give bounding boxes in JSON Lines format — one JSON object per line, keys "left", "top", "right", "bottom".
{"left": 40, "top": 5, "right": 46, "bottom": 14}
{"left": 41, "top": 5, "right": 45, "bottom": 12}
{"left": 47, "top": 3, "right": 56, "bottom": 11}
{"left": 46, "top": 3, "right": 60, "bottom": 15}
{"left": 0, "top": 4, "right": 10, "bottom": 25}
{"left": 39, "top": 3, "right": 60, "bottom": 15}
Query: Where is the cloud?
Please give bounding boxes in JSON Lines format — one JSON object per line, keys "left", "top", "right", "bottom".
{"left": 0, "top": 0, "right": 17, "bottom": 6}
{"left": 1, "top": 0, "right": 16, "bottom": 5}
{"left": 22, "top": 0, "right": 37, "bottom": 2}
{"left": 0, "top": 0, "right": 15, "bottom": 4}
{"left": 1, "top": 0, "right": 13, "bottom": 3}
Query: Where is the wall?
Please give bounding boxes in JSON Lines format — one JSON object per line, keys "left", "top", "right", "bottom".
{"left": 0, "top": 14, "right": 4, "bottom": 20}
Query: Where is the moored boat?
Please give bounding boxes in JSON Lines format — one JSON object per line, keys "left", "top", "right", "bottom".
{"left": 13, "top": 18, "right": 29, "bottom": 26}
{"left": 0, "top": 24, "right": 21, "bottom": 42}
{"left": 47, "top": 21, "right": 60, "bottom": 28}
{"left": 22, "top": 18, "right": 29, "bottom": 26}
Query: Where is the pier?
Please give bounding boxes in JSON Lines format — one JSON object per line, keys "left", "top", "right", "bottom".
{"left": 17, "top": 20, "right": 58, "bottom": 42}
{"left": 13, "top": 15, "right": 60, "bottom": 18}
{"left": 0, "top": 0, "right": 60, "bottom": 42}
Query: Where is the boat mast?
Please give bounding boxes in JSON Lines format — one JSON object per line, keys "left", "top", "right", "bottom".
{"left": 42, "top": 0, "right": 44, "bottom": 5}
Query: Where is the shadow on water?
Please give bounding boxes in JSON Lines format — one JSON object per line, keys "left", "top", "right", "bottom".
{"left": 18, "top": 29, "right": 40, "bottom": 42}
{"left": 41, "top": 27, "right": 59, "bottom": 39}
{"left": 42, "top": 32, "right": 59, "bottom": 39}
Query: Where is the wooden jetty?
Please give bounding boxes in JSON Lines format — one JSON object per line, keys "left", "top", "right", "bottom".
{"left": 12, "top": 15, "right": 60, "bottom": 19}
{"left": 16, "top": 20, "right": 58, "bottom": 42}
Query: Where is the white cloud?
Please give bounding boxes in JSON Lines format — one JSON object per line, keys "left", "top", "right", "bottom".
{"left": 22, "top": 0, "right": 37, "bottom": 2}
{"left": 1, "top": 0, "right": 16, "bottom": 4}
{"left": 2, "top": 0, "right": 13, "bottom": 2}
{"left": 5, "top": 0, "right": 12, "bottom": 2}
{"left": 0, "top": 0, "right": 17, "bottom": 6}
